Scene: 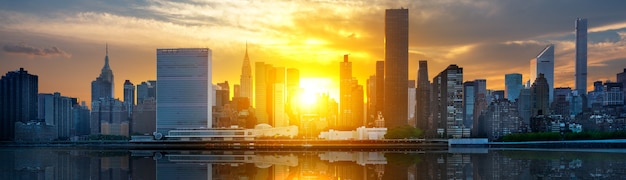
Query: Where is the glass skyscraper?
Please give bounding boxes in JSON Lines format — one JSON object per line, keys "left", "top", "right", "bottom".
{"left": 383, "top": 8, "right": 409, "bottom": 128}
{"left": 505, "top": 73, "right": 523, "bottom": 101}
{"left": 575, "top": 18, "right": 588, "bottom": 94}
{"left": 530, "top": 44, "right": 554, "bottom": 103}
{"left": 156, "top": 48, "right": 212, "bottom": 136}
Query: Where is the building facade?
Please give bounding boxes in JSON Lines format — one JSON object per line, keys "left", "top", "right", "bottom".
{"left": 0, "top": 68, "right": 38, "bottom": 141}
{"left": 575, "top": 18, "right": 588, "bottom": 95}
{"left": 530, "top": 44, "right": 554, "bottom": 102}
{"left": 531, "top": 74, "right": 550, "bottom": 116}
{"left": 240, "top": 44, "right": 253, "bottom": 102}
{"left": 505, "top": 73, "right": 523, "bottom": 101}
{"left": 432, "top": 64, "right": 468, "bottom": 137}
{"left": 383, "top": 8, "right": 409, "bottom": 129}
{"left": 156, "top": 48, "right": 212, "bottom": 136}
{"left": 415, "top": 60, "right": 430, "bottom": 130}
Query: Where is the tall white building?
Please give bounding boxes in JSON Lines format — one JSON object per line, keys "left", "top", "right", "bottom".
{"left": 156, "top": 48, "right": 212, "bottom": 135}
{"left": 531, "top": 44, "right": 555, "bottom": 103}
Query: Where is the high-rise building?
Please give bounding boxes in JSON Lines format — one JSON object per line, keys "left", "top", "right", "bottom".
{"left": 255, "top": 62, "right": 268, "bottom": 124}
{"left": 132, "top": 98, "right": 155, "bottom": 135}
{"left": 38, "top": 92, "right": 75, "bottom": 139}
{"left": 286, "top": 68, "right": 300, "bottom": 126}
{"left": 384, "top": 8, "right": 409, "bottom": 129}
{"left": 340, "top": 55, "right": 356, "bottom": 130}
{"left": 575, "top": 18, "right": 588, "bottom": 95}
{"left": 603, "top": 82, "right": 624, "bottom": 106}
{"left": 517, "top": 88, "right": 532, "bottom": 125}
{"left": 156, "top": 48, "right": 212, "bottom": 136}
{"left": 240, "top": 44, "right": 253, "bottom": 102}
{"left": 472, "top": 79, "right": 487, "bottom": 136}
{"left": 91, "top": 98, "right": 128, "bottom": 136}
{"left": 0, "top": 68, "right": 38, "bottom": 141}
{"left": 123, "top": 80, "right": 135, "bottom": 117}
{"left": 415, "top": 60, "right": 430, "bottom": 130}
{"left": 273, "top": 67, "right": 288, "bottom": 127}
{"left": 73, "top": 102, "right": 91, "bottom": 136}
{"left": 463, "top": 81, "right": 475, "bottom": 130}
{"left": 375, "top": 61, "right": 385, "bottom": 117}
{"left": 366, "top": 75, "right": 377, "bottom": 124}
{"left": 91, "top": 44, "right": 114, "bottom": 103}
{"left": 530, "top": 44, "right": 554, "bottom": 103}
{"left": 617, "top": 68, "right": 626, "bottom": 103}
{"left": 480, "top": 99, "right": 524, "bottom": 140}
{"left": 136, "top": 80, "right": 156, "bottom": 104}
{"left": 505, "top": 73, "right": 523, "bottom": 101}
{"left": 408, "top": 80, "right": 416, "bottom": 126}
{"left": 531, "top": 74, "right": 550, "bottom": 116}
{"left": 432, "top": 64, "right": 467, "bottom": 137}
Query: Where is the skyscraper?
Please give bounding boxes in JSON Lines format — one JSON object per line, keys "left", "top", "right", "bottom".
{"left": 0, "top": 68, "right": 38, "bottom": 141}
{"left": 156, "top": 48, "right": 212, "bottom": 136}
{"left": 338, "top": 55, "right": 363, "bottom": 130}
{"left": 432, "top": 64, "right": 467, "bottom": 137}
{"left": 273, "top": 67, "right": 288, "bottom": 127}
{"left": 136, "top": 80, "right": 156, "bottom": 104}
{"left": 384, "top": 8, "right": 409, "bottom": 129}
{"left": 530, "top": 44, "right": 554, "bottom": 102}
{"left": 463, "top": 81, "right": 475, "bottom": 130}
{"left": 408, "top": 80, "right": 416, "bottom": 126}
{"left": 415, "top": 60, "right": 430, "bottom": 130}
{"left": 91, "top": 44, "right": 114, "bottom": 103}
{"left": 531, "top": 74, "right": 550, "bottom": 116}
{"left": 505, "top": 73, "right": 523, "bottom": 101}
{"left": 375, "top": 61, "right": 385, "bottom": 117}
{"left": 616, "top": 68, "right": 626, "bottom": 103}
{"left": 240, "top": 43, "right": 253, "bottom": 102}
{"left": 38, "top": 92, "right": 75, "bottom": 139}
{"left": 575, "top": 18, "right": 588, "bottom": 95}
{"left": 254, "top": 62, "right": 268, "bottom": 124}
{"left": 123, "top": 80, "right": 135, "bottom": 117}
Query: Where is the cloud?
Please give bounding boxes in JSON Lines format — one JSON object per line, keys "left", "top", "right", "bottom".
{"left": 3, "top": 43, "right": 71, "bottom": 57}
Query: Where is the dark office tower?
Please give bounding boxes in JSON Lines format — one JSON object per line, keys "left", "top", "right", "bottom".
{"left": 472, "top": 79, "right": 487, "bottom": 136}
{"left": 617, "top": 69, "right": 626, "bottom": 103}
{"left": 432, "top": 65, "right": 466, "bottom": 137}
{"left": 91, "top": 44, "right": 114, "bottom": 103}
{"left": 575, "top": 18, "right": 588, "bottom": 95}
{"left": 375, "top": 61, "right": 385, "bottom": 116}
{"left": 367, "top": 75, "right": 377, "bottom": 124}
{"left": 240, "top": 43, "right": 253, "bottom": 101}
{"left": 415, "top": 60, "right": 430, "bottom": 130}
{"left": 384, "top": 8, "right": 409, "bottom": 129}
{"left": 0, "top": 68, "right": 38, "bottom": 141}
{"left": 505, "top": 73, "right": 523, "bottom": 101}
{"left": 123, "top": 80, "right": 134, "bottom": 117}
{"left": 463, "top": 81, "right": 475, "bottom": 130}
{"left": 136, "top": 80, "right": 156, "bottom": 104}
{"left": 531, "top": 74, "right": 550, "bottom": 116}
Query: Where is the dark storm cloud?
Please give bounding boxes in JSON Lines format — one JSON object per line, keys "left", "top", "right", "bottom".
{"left": 3, "top": 43, "right": 71, "bottom": 57}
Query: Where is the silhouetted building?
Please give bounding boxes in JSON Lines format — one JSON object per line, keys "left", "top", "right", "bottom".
{"left": 132, "top": 98, "right": 155, "bottom": 135}
{"left": 367, "top": 75, "right": 377, "bottom": 125}
{"left": 255, "top": 62, "right": 269, "bottom": 124}
{"left": 38, "top": 92, "right": 75, "bottom": 139}
{"left": 415, "top": 60, "right": 430, "bottom": 130}
{"left": 384, "top": 8, "right": 409, "bottom": 129}
{"left": 375, "top": 61, "right": 384, "bottom": 118}
{"left": 91, "top": 98, "right": 128, "bottom": 136}
{"left": 286, "top": 68, "right": 299, "bottom": 126}
{"left": 91, "top": 44, "right": 114, "bottom": 103}
{"left": 530, "top": 44, "right": 554, "bottom": 102}
{"left": 517, "top": 88, "right": 532, "bottom": 125}
{"left": 575, "top": 18, "right": 588, "bottom": 95}
{"left": 432, "top": 64, "right": 468, "bottom": 137}
{"left": 156, "top": 48, "right": 212, "bottom": 136}
{"left": 463, "top": 81, "right": 475, "bottom": 130}
{"left": 505, "top": 73, "right": 523, "bottom": 101}
{"left": 617, "top": 68, "right": 626, "bottom": 103}
{"left": 531, "top": 74, "right": 550, "bottom": 116}
{"left": 136, "top": 80, "right": 156, "bottom": 104}
{"left": 123, "top": 80, "right": 134, "bottom": 117}
{"left": 73, "top": 102, "right": 91, "bottom": 136}
{"left": 472, "top": 79, "right": 488, "bottom": 136}
{"left": 0, "top": 68, "right": 38, "bottom": 141}
{"left": 479, "top": 99, "right": 524, "bottom": 140}
{"left": 603, "top": 82, "right": 624, "bottom": 116}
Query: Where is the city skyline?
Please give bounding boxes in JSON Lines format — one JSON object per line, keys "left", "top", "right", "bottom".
{"left": 2, "top": 1, "right": 626, "bottom": 105}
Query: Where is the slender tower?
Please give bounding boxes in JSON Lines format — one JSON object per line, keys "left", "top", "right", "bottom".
{"left": 575, "top": 18, "right": 588, "bottom": 94}
{"left": 240, "top": 42, "right": 253, "bottom": 103}
{"left": 415, "top": 60, "right": 430, "bottom": 130}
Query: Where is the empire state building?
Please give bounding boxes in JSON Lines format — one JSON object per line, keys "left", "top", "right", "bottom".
{"left": 91, "top": 44, "right": 115, "bottom": 102}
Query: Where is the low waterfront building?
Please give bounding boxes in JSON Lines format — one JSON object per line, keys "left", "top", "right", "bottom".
{"left": 318, "top": 126, "right": 387, "bottom": 140}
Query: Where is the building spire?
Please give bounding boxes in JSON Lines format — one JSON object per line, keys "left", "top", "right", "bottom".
{"left": 103, "top": 43, "right": 110, "bottom": 70}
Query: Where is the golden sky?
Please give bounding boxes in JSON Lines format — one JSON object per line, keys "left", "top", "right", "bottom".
{"left": 1, "top": 0, "right": 626, "bottom": 106}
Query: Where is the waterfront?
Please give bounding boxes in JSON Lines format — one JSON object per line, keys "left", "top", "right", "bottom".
{"left": 2, "top": 147, "right": 626, "bottom": 179}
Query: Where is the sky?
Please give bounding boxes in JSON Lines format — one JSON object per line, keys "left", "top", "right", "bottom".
{"left": 1, "top": 0, "right": 626, "bottom": 106}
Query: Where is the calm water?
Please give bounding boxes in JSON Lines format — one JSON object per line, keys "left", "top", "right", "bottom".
{"left": 1, "top": 147, "right": 626, "bottom": 179}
